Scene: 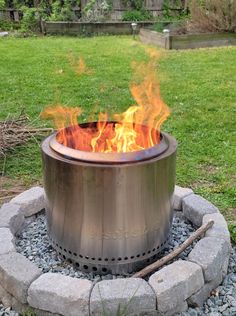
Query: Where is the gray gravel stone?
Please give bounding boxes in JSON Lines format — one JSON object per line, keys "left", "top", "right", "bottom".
{"left": 0, "top": 303, "right": 19, "bottom": 316}
{"left": 0, "top": 228, "right": 15, "bottom": 255}
{"left": 173, "top": 185, "right": 193, "bottom": 211}
{"left": 28, "top": 272, "right": 92, "bottom": 316}
{"left": 0, "top": 252, "right": 42, "bottom": 303}
{"left": 15, "top": 211, "right": 197, "bottom": 282}
{"left": 188, "top": 237, "right": 230, "bottom": 282}
{"left": 203, "top": 213, "right": 231, "bottom": 245}
{"left": 10, "top": 187, "right": 45, "bottom": 217}
{"left": 149, "top": 260, "right": 204, "bottom": 313}
{"left": 90, "top": 278, "right": 156, "bottom": 316}
{"left": 0, "top": 203, "right": 24, "bottom": 235}
{"left": 183, "top": 194, "right": 218, "bottom": 227}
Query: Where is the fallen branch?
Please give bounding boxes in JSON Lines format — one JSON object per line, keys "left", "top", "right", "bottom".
{"left": 132, "top": 220, "right": 214, "bottom": 279}
{"left": 0, "top": 195, "right": 16, "bottom": 201}
{"left": 0, "top": 111, "right": 53, "bottom": 157}
{"left": 0, "top": 189, "right": 23, "bottom": 193}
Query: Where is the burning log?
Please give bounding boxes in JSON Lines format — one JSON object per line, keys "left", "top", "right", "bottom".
{"left": 132, "top": 220, "right": 214, "bottom": 278}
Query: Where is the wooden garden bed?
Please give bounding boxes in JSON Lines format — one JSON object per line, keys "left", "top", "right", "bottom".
{"left": 139, "top": 28, "right": 236, "bottom": 49}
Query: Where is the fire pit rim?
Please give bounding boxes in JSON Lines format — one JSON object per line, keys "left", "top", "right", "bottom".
{"left": 48, "top": 123, "right": 171, "bottom": 164}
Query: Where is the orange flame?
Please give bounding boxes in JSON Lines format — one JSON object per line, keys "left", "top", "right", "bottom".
{"left": 41, "top": 52, "right": 170, "bottom": 153}
{"left": 68, "top": 53, "right": 92, "bottom": 75}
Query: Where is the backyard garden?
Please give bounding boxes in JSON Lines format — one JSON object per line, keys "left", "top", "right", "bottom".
{"left": 0, "top": 1, "right": 236, "bottom": 316}
{"left": 0, "top": 36, "right": 235, "bottom": 222}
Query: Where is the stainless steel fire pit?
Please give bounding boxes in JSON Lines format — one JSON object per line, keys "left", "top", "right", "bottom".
{"left": 41, "top": 123, "right": 177, "bottom": 275}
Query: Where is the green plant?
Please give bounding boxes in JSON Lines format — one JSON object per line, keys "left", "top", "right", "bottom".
{"left": 122, "top": 9, "right": 152, "bottom": 21}
{"left": 20, "top": 6, "right": 39, "bottom": 32}
{"left": 159, "top": 0, "right": 189, "bottom": 20}
{"left": 50, "top": 0, "right": 80, "bottom": 21}
{"left": 22, "top": 308, "right": 36, "bottom": 316}
{"left": 229, "top": 223, "right": 236, "bottom": 244}
{"left": 0, "top": 0, "right": 5, "bottom": 9}
{"left": 0, "top": 20, "right": 20, "bottom": 31}
{"left": 152, "top": 21, "right": 165, "bottom": 32}
{"left": 121, "top": 0, "right": 152, "bottom": 22}
{"left": 189, "top": 0, "right": 236, "bottom": 33}
{"left": 82, "top": 0, "right": 112, "bottom": 22}
{"left": 122, "top": 0, "right": 144, "bottom": 10}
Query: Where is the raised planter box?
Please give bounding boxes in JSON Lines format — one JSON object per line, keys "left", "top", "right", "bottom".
{"left": 44, "top": 21, "right": 155, "bottom": 36}
{"left": 140, "top": 28, "right": 236, "bottom": 49}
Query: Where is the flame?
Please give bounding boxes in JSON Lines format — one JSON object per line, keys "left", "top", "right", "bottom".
{"left": 41, "top": 51, "right": 170, "bottom": 153}
{"left": 68, "top": 53, "right": 92, "bottom": 75}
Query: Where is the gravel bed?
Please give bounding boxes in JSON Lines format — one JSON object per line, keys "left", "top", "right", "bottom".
{"left": 5, "top": 211, "right": 235, "bottom": 315}
{"left": 0, "top": 304, "right": 18, "bottom": 316}
{"left": 15, "top": 211, "right": 196, "bottom": 282}
{"left": 2, "top": 246, "right": 235, "bottom": 316}
{"left": 179, "top": 245, "right": 236, "bottom": 316}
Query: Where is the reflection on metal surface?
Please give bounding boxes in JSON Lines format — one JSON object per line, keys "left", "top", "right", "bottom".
{"left": 41, "top": 131, "right": 177, "bottom": 274}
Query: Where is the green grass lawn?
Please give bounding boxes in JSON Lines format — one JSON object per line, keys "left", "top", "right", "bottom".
{"left": 0, "top": 36, "right": 235, "bottom": 221}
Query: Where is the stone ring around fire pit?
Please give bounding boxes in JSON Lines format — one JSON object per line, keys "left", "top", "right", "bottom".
{"left": 0, "top": 186, "right": 231, "bottom": 316}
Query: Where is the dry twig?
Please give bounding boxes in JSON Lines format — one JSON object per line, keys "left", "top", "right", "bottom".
{"left": 0, "top": 111, "right": 53, "bottom": 157}
{"left": 132, "top": 220, "right": 214, "bottom": 278}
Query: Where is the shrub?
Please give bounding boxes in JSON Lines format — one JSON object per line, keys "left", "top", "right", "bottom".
{"left": 20, "top": 6, "right": 40, "bottom": 32}
{"left": 122, "top": 9, "right": 152, "bottom": 21}
{"left": 0, "top": 0, "right": 5, "bottom": 9}
{"left": 122, "top": 0, "right": 144, "bottom": 10}
{"left": 0, "top": 20, "right": 20, "bottom": 31}
{"left": 189, "top": 0, "right": 236, "bottom": 33}
{"left": 82, "top": 0, "right": 112, "bottom": 22}
{"left": 50, "top": 0, "right": 78, "bottom": 21}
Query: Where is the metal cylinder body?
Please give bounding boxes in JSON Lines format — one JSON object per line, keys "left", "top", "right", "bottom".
{"left": 41, "top": 132, "right": 177, "bottom": 274}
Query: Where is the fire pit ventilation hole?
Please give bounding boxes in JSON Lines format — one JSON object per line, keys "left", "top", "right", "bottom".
{"left": 49, "top": 236, "right": 169, "bottom": 273}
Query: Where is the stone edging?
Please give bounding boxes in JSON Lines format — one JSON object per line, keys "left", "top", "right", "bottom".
{"left": 0, "top": 186, "right": 231, "bottom": 316}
